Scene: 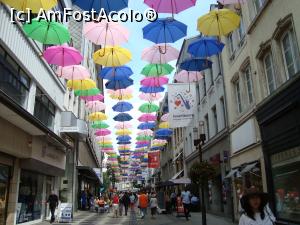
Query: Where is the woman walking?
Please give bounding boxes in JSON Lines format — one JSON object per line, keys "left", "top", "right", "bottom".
{"left": 150, "top": 193, "right": 158, "bottom": 219}
{"left": 239, "top": 186, "right": 276, "bottom": 225}
{"left": 112, "top": 193, "right": 119, "bottom": 218}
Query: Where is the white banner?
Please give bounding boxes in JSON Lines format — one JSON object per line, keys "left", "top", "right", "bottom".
{"left": 168, "top": 83, "right": 197, "bottom": 128}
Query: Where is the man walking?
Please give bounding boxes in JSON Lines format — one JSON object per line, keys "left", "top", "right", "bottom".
{"left": 122, "top": 192, "right": 130, "bottom": 216}
{"left": 181, "top": 188, "right": 191, "bottom": 221}
{"left": 47, "top": 191, "right": 59, "bottom": 223}
{"left": 138, "top": 191, "right": 148, "bottom": 219}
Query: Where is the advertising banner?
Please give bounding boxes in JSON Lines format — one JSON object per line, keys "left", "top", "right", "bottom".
{"left": 148, "top": 151, "right": 160, "bottom": 168}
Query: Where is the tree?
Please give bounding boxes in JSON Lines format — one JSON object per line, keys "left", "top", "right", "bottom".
{"left": 189, "top": 161, "right": 216, "bottom": 185}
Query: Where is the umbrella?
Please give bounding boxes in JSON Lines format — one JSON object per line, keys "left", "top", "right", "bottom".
{"left": 86, "top": 101, "right": 106, "bottom": 112}
{"left": 197, "top": 9, "right": 240, "bottom": 36}
{"left": 99, "top": 144, "right": 113, "bottom": 148}
{"left": 174, "top": 70, "right": 203, "bottom": 83}
{"left": 23, "top": 19, "right": 70, "bottom": 45}
{"left": 88, "top": 112, "right": 108, "bottom": 121}
{"left": 136, "top": 144, "right": 149, "bottom": 148}
{"left": 136, "top": 141, "right": 150, "bottom": 145}
{"left": 141, "top": 64, "right": 174, "bottom": 77}
{"left": 113, "top": 113, "right": 133, "bottom": 122}
{"left": 115, "top": 122, "right": 132, "bottom": 129}
{"left": 56, "top": 65, "right": 90, "bottom": 80}
{"left": 93, "top": 46, "right": 132, "bottom": 67}
{"left": 80, "top": 93, "right": 104, "bottom": 100}
{"left": 116, "top": 130, "right": 132, "bottom": 136}
{"left": 160, "top": 113, "right": 169, "bottom": 122}
{"left": 117, "top": 141, "right": 131, "bottom": 145}
{"left": 92, "top": 121, "right": 109, "bottom": 129}
{"left": 139, "top": 93, "right": 162, "bottom": 101}
{"left": 67, "top": 79, "right": 96, "bottom": 90}
{"left": 138, "top": 122, "right": 156, "bottom": 130}
{"left": 180, "top": 59, "right": 213, "bottom": 72}
{"left": 99, "top": 66, "right": 133, "bottom": 80}
{"left": 155, "top": 128, "right": 173, "bottom": 136}
{"left": 187, "top": 37, "right": 225, "bottom": 58}
{"left": 140, "top": 86, "right": 165, "bottom": 93}
{"left": 43, "top": 45, "right": 83, "bottom": 67}
{"left": 144, "top": 0, "right": 196, "bottom": 14}
{"left": 143, "top": 18, "right": 187, "bottom": 44}
{"left": 136, "top": 135, "right": 152, "bottom": 141}
{"left": 138, "top": 114, "right": 157, "bottom": 122}
{"left": 140, "top": 77, "right": 169, "bottom": 87}
{"left": 75, "top": 88, "right": 101, "bottom": 97}
{"left": 137, "top": 130, "right": 153, "bottom": 136}
{"left": 105, "top": 78, "right": 134, "bottom": 90}
{"left": 141, "top": 44, "right": 179, "bottom": 64}
{"left": 159, "top": 122, "right": 170, "bottom": 129}
{"left": 151, "top": 146, "right": 164, "bottom": 151}
{"left": 112, "top": 102, "right": 133, "bottom": 112}
{"left": 152, "top": 139, "right": 168, "bottom": 145}
{"left": 139, "top": 103, "right": 159, "bottom": 113}
{"left": 73, "top": 0, "right": 128, "bottom": 13}
{"left": 95, "top": 129, "right": 111, "bottom": 136}
{"left": 2, "top": 0, "right": 57, "bottom": 13}
{"left": 83, "top": 20, "right": 129, "bottom": 46}
{"left": 96, "top": 136, "right": 111, "bottom": 142}
{"left": 117, "top": 136, "right": 132, "bottom": 142}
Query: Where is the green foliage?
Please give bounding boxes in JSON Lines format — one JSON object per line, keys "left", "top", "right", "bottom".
{"left": 189, "top": 161, "right": 216, "bottom": 185}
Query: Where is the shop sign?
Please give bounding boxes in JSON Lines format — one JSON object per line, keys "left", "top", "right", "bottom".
{"left": 58, "top": 203, "right": 72, "bottom": 223}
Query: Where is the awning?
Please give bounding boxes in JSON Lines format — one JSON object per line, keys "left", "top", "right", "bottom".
{"left": 171, "top": 170, "right": 184, "bottom": 180}
{"left": 241, "top": 162, "right": 258, "bottom": 174}
{"left": 77, "top": 166, "right": 101, "bottom": 184}
{"left": 173, "top": 152, "right": 183, "bottom": 162}
{"left": 224, "top": 168, "right": 239, "bottom": 179}
{"left": 170, "top": 177, "right": 191, "bottom": 184}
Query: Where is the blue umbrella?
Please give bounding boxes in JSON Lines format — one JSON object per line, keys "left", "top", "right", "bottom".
{"left": 72, "top": 0, "right": 128, "bottom": 13}
{"left": 154, "top": 135, "right": 170, "bottom": 140}
{"left": 151, "top": 146, "right": 164, "bottom": 151}
{"left": 188, "top": 37, "right": 225, "bottom": 58}
{"left": 105, "top": 78, "right": 133, "bottom": 90}
{"left": 112, "top": 101, "right": 133, "bottom": 112}
{"left": 117, "top": 135, "right": 132, "bottom": 142}
{"left": 113, "top": 113, "right": 133, "bottom": 122}
{"left": 140, "top": 86, "right": 165, "bottom": 93}
{"left": 99, "top": 66, "right": 133, "bottom": 80}
{"left": 138, "top": 122, "right": 156, "bottom": 130}
{"left": 117, "top": 141, "right": 131, "bottom": 145}
{"left": 180, "top": 58, "right": 212, "bottom": 72}
{"left": 136, "top": 144, "right": 149, "bottom": 148}
{"left": 155, "top": 128, "right": 173, "bottom": 136}
{"left": 143, "top": 18, "right": 187, "bottom": 44}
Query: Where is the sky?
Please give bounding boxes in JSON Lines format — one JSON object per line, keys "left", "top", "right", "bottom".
{"left": 104, "top": 0, "right": 216, "bottom": 152}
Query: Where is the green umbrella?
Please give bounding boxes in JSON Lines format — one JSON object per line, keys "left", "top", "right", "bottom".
{"left": 92, "top": 121, "right": 109, "bottom": 129}
{"left": 139, "top": 103, "right": 159, "bottom": 113}
{"left": 23, "top": 19, "right": 70, "bottom": 45}
{"left": 75, "top": 88, "right": 101, "bottom": 96}
{"left": 99, "top": 144, "right": 113, "bottom": 148}
{"left": 136, "top": 135, "right": 152, "bottom": 141}
{"left": 141, "top": 63, "right": 174, "bottom": 77}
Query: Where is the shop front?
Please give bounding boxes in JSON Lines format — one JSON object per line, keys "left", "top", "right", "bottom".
{"left": 256, "top": 75, "right": 300, "bottom": 225}
{"left": 0, "top": 163, "right": 10, "bottom": 225}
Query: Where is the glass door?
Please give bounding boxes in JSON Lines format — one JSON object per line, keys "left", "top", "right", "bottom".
{"left": 0, "top": 165, "right": 9, "bottom": 225}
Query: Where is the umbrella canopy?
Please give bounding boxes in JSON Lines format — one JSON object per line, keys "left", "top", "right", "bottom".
{"left": 174, "top": 70, "right": 203, "bottom": 83}
{"left": 197, "top": 9, "right": 240, "bottom": 36}
{"left": 108, "top": 88, "right": 133, "bottom": 100}
{"left": 112, "top": 102, "right": 133, "bottom": 112}
{"left": 95, "top": 129, "right": 111, "bottom": 136}
{"left": 187, "top": 37, "right": 225, "bottom": 58}
{"left": 114, "top": 122, "right": 132, "bottom": 129}
{"left": 136, "top": 141, "right": 150, "bottom": 145}
{"left": 180, "top": 59, "right": 213, "bottom": 72}
{"left": 80, "top": 93, "right": 104, "bottom": 100}
{"left": 137, "top": 129, "right": 154, "bottom": 136}
{"left": 160, "top": 113, "right": 169, "bottom": 122}
{"left": 96, "top": 136, "right": 111, "bottom": 142}
{"left": 83, "top": 20, "right": 129, "bottom": 46}
{"left": 138, "top": 122, "right": 156, "bottom": 130}
{"left": 113, "top": 113, "right": 133, "bottom": 122}
{"left": 56, "top": 65, "right": 90, "bottom": 80}
{"left": 92, "top": 121, "right": 109, "bottom": 129}
{"left": 144, "top": 0, "right": 196, "bottom": 14}
{"left": 139, "top": 93, "right": 162, "bottom": 101}
{"left": 141, "top": 64, "right": 174, "bottom": 77}
{"left": 141, "top": 44, "right": 179, "bottom": 64}
{"left": 140, "top": 77, "right": 169, "bottom": 87}
{"left": 105, "top": 78, "right": 134, "bottom": 90}
{"left": 155, "top": 128, "right": 173, "bottom": 136}
{"left": 143, "top": 18, "right": 187, "bottom": 44}
{"left": 67, "top": 79, "right": 96, "bottom": 90}
{"left": 116, "top": 129, "right": 132, "bottom": 136}
{"left": 23, "top": 19, "right": 70, "bottom": 44}
{"left": 117, "top": 141, "right": 131, "bottom": 145}
{"left": 43, "top": 45, "right": 83, "bottom": 67}
{"left": 152, "top": 139, "right": 168, "bottom": 145}
{"left": 117, "top": 136, "right": 132, "bottom": 142}
{"left": 88, "top": 112, "right": 108, "bottom": 121}
{"left": 136, "top": 135, "right": 152, "bottom": 141}
{"left": 140, "top": 86, "right": 165, "bottom": 93}
{"left": 93, "top": 46, "right": 132, "bottom": 67}
{"left": 159, "top": 122, "right": 170, "bottom": 129}
{"left": 99, "top": 66, "right": 133, "bottom": 80}
{"left": 138, "top": 114, "right": 157, "bottom": 122}
{"left": 139, "top": 103, "right": 159, "bottom": 113}
{"left": 136, "top": 144, "right": 149, "bottom": 148}
{"left": 73, "top": 0, "right": 128, "bottom": 13}
{"left": 2, "top": 0, "right": 57, "bottom": 13}
{"left": 86, "top": 101, "right": 106, "bottom": 112}
{"left": 75, "top": 88, "right": 101, "bottom": 97}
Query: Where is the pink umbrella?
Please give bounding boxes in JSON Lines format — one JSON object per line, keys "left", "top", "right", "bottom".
{"left": 96, "top": 136, "right": 112, "bottom": 142}
{"left": 80, "top": 94, "right": 104, "bottom": 102}
{"left": 115, "top": 122, "right": 132, "bottom": 129}
{"left": 43, "top": 45, "right": 83, "bottom": 66}
{"left": 174, "top": 70, "right": 203, "bottom": 83}
{"left": 152, "top": 139, "right": 168, "bottom": 145}
{"left": 142, "top": 44, "right": 179, "bottom": 63}
{"left": 139, "top": 93, "right": 162, "bottom": 101}
{"left": 144, "top": 0, "right": 197, "bottom": 14}
{"left": 56, "top": 65, "right": 90, "bottom": 80}
{"left": 140, "top": 76, "right": 169, "bottom": 87}
{"left": 95, "top": 129, "right": 111, "bottom": 136}
{"left": 136, "top": 141, "right": 150, "bottom": 145}
{"left": 119, "top": 145, "right": 131, "bottom": 149}
{"left": 137, "top": 129, "right": 154, "bottom": 136}
{"left": 138, "top": 114, "right": 157, "bottom": 122}
{"left": 83, "top": 20, "right": 129, "bottom": 46}
{"left": 86, "top": 101, "right": 106, "bottom": 112}
{"left": 161, "top": 113, "right": 169, "bottom": 122}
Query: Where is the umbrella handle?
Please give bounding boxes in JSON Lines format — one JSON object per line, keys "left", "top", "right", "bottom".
{"left": 159, "top": 44, "right": 167, "bottom": 54}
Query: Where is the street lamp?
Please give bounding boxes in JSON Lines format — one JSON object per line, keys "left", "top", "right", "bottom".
{"left": 193, "top": 121, "right": 207, "bottom": 225}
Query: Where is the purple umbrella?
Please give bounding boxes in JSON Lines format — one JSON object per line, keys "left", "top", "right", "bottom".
{"left": 144, "top": 0, "right": 197, "bottom": 14}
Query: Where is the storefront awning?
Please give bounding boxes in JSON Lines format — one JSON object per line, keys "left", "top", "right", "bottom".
{"left": 171, "top": 170, "right": 184, "bottom": 180}
{"left": 170, "top": 177, "right": 191, "bottom": 184}
{"left": 224, "top": 168, "right": 239, "bottom": 179}
{"left": 241, "top": 162, "right": 258, "bottom": 174}
{"left": 173, "top": 152, "right": 183, "bottom": 162}
{"left": 77, "top": 166, "right": 101, "bottom": 184}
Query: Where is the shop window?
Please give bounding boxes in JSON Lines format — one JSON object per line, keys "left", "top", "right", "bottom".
{"left": 263, "top": 52, "right": 277, "bottom": 94}
{"left": 0, "top": 165, "right": 9, "bottom": 225}
{"left": 271, "top": 147, "right": 300, "bottom": 223}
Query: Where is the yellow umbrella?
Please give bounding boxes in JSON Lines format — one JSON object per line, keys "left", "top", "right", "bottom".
{"left": 67, "top": 79, "right": 96, "bottom": 90}
{"left": 159, "top": 122, "right": 170, "bottom": 129}
{"left": 1, "top": 0, "right": 57, "bottom": 13}
{"left": 88, "top": 112, "right": 108, "bottom": 121}
{"left": 115, "top": 129, "right": 132, "bottom": 136}
{"left": 109, "top": 93, "right": 133, "bottom": 100}
{"left": 93, "top": 46, "right": 132, "bottom": 67}
{"left": 197, "top": 9, "right": 240, "bottom": 36}
{"left": 98, "top": 141, "right": 113, "bottom": 145}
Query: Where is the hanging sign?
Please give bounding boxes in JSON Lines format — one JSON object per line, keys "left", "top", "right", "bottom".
{"left": 148, "top": 151, "right": 160, "bottom": 168}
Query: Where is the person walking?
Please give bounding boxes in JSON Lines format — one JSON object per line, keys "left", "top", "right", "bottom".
{"left": 149, "top": 193, "right": 158, "bottom": 219}
{"left": 170, "top": 191, "right": 177, "bottom": 212}
{"left": 122, "top": 192, "right": 130, "bottom": 216}
{"left": 138, "top": 191, "right": 148, "bottom": 219}
{"left": 239, "top": 186, "right": 276, "bottom": 225}
{"left": 181, "top": 188, "right": 191, "bottom": 221}
{"left": 119, "top": 192, "right": 124, "bottom": 216}
{"left": 47, "top": 191, "right": 58, "bottom": 223}
{"left": 112, "top": 193, "right": 119, "bottom": 218}
{"left": 81, "top": 190, "right": 87, "bottom": 210}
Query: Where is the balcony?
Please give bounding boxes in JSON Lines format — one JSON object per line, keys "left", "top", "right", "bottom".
{"left": 60, "top": 111, "right": 88, "bottom": 139}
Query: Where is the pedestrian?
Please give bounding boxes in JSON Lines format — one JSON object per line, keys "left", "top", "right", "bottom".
{"left": 122, "top": 192, "right": 130, "bottom": 216}
{"left": 239, "top": 186, "right": 276, "bottom": 225}
{"left": 138, "top": 191, "right": 148, "bottom": 219}
{"left": 119, "top": 192, "right": 124, "bottom": 216}
{"left": 150, "top": 193, "right": 158, "bottom": 219}
{"left": 112, "top": 193, "right": 119, "bottom": 218}
{"left": 170, "top": 190, "right": 177, "bottom": 212}
{"left": 81, "top": 190, "right": 87, "bottom": 210}
{"left": 165, "top": 192, "right": 171, "bottom": 213}
{"left": 47, "top": 191, "right": 58, "bottom": 223}
{"left": 181, "top": 188, "right": 191, "bottom": 221}
{"left": 129, "top": 192, "right": 137, "bottom": 210}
